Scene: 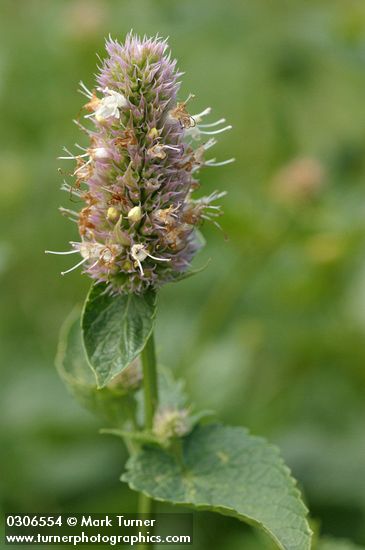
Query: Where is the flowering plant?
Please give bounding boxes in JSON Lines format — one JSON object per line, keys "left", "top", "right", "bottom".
{"left": 50, "top": 33, "right": 312, "bottom": 550}
{"left": 49, "top": 33, "right": 230, "bottom": 294}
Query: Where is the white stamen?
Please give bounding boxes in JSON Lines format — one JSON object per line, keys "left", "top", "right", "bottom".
{"left": 205, "top": 190, "right": 228, "bottom": 201}
{"left": 204, "top": 139, "right": 217, "bottom": 150}
{"left": 205, "top": 206, "right": 222, "bottom": 212}
{"left": 203, "top": 210, "right": 221, "bottom": 217}
{"left": 73, "top": 158, "right": 92, "bottom": 176}
{"left": 61, "top": 257, "right": 87, "bottom": 276}
{"left": 192, "top": 107, "right": 212, "bottom": 124}
{"left": 58, "top": 147, "right": 89, "bottom": 160}
{"left": 78, "top": 89, "right": 92, "bottom": 100}
{"left": 60, "top": 181, "right": 82, "bottom": 196}
{"left": 131, "top": 244, "right": 171, "bottom": 275}
{"left": 206, "top": 158, "right": 235, "bottom": 167}
{"left": 45, "top": 249, "right": 79, "bottom": 255}
{"left": 73, "top": 119, "right": 89, "bottom": 134}
{"left": 135, "top": 258, "right": 144, "bottom": 275}
{"left": 58, "top": 154, "right": 88, "bottom": 160}
{"left": 164, "top": 145, "right": 180, "bottom": 152}
{"left": 88, "top": 259, "right": 100, "bottom": 270}
{"left": 199, "top": 118, "right": 226, "bottom": 128}
{"left": 199, "top": 125, "right": 232, "bottom": 136}
{"left": 62, "top": 146, "right": 74, "bottom": 157}
{"left": 75, "top": 143, "right": 88, "bottom": 152}
{"left": 78, "top": 81, "right": 93, "bottom": 99}
{"left": 147, "top": 252, "right": 171, "bottom": 262}
{"left": 131, "top": 244, "right": 148, "bottom": 262}
{"left": 59, "top": 207, "right": 78, "bottom": 218}
{"left": 201, "top": 215, "right": 223, "bottom": 231}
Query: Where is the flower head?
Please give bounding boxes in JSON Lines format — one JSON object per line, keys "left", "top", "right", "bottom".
{"left": 48, "top": 33, "right": 233, "bottom": 294}
{"left": 153, "top": 406, "right": 191, "bottom": 442}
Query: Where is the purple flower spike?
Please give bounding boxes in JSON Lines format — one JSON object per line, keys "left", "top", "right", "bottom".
{"left": 48, "top": 33, "right": 233, "bottom": 294}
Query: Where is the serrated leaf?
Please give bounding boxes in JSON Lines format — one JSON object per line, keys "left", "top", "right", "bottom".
{"left": 122, "top": 424, "right": 312, "bottom": 550}
{"left": 82, "top": 283, "right": 156, "bottom": 387}
{"left": 56, "top": 308, "right": 138, "bottom": 426}
{"left": 318, "top": 538, "right": 365, "bottom": 550}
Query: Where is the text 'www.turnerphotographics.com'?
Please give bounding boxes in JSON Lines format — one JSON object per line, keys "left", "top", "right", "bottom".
{"left": 5, "top": 514, "right": 193, "bottom": 546}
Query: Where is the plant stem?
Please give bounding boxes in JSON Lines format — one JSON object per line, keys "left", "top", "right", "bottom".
{"left": 138, "top": 331, "right": 158, "bottom": 547}
{"left": 138, "top": 492, "right": 152, "bottom": 550}
{"left": 138, "top": 492, "right": 152, "bottom": 515}
{"left": 141, "top": 331, "right": 158, "bottom": 429}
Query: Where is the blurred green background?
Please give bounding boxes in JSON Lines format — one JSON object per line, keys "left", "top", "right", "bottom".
{"left": 1, "top": 0, "right": 365, "bottom": 548}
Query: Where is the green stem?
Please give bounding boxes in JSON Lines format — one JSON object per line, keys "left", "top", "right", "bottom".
{"left": 138, "top": 331, "right": 158, "bottom": 547}
{"left": 141, "top": 331, "right": 158, "bottom": 429}
{"left": 138, "top": 492, "right": 153, "bottom": 550}
{"left": 138, "top": 491, "right": 152, "bottom": 515}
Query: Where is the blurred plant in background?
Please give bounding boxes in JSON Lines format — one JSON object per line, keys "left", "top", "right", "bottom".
{"left": 1, "top": 0, "right": 365, "bottom": 548}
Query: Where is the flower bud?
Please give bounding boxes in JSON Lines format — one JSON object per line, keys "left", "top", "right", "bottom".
{"left": 127, "top": 205, "right": 142, "bottom": 223}
{"left": 153, "top": 407, "right": 191, "bottom": 442}
{"left": 107, "top": 206, "right": 120, "bottom": 222}
{"left": 148, "top": 127, "right": 159, "bottom": 140}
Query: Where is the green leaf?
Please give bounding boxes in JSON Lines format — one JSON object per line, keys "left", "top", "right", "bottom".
{"left": 318, "top": 538, "right": 365, "bottom": 550}
{"left": 56, "top": 308, "right": 138, "bottom": 426}
{"left": 104, "top": 366, "right": 213, "bottom": 448}
{"left": 122, "top": 424, "right": 312, "bottom": 550}
{"left": 82, "top": 283, "right": 157, "bottom": 387}
{"left": 156, "top": 366, "right": 188, "bottom": 409}
{"left": 135, "top": 365, "right": 213, "bottom": 429}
